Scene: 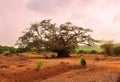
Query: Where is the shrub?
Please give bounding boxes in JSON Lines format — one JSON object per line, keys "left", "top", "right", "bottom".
{"left": 0, "top": 48, "right": 3, "bottom": 54}
{"left": 89, "top": 50, "right": 98, "bottom": 54}
{"left": 15, "top": 48, "right": 26, "bottom": 53}
{"left": 77, "top": 50, "right": 100, "bottom": 54}
{"left": 101, "top": 43, "right": 114, "bottom": 56}
{"left": 113, "top": 46, "right": 120, "bottom": 56}
{"left": 9, "top": 47, "right": 16, "bottom": 53}
{"left": 80, "top": 58, "right": 86, "bottom": 66}
{"left": 99, "top": 51, "right": 105, "bottom": 54}
{"left": 36, "top": 59, "right": 45, "bottom": 70}
{"left": 77, "top": 50, "right": 85, "bottom": 54}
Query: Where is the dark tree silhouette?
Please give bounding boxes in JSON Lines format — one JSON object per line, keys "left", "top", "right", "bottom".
{"left": 101, "top": 41, "right": 114, "bottom": 55}
{"left": 16, "top": 19, "right": 97, "bottom": 57}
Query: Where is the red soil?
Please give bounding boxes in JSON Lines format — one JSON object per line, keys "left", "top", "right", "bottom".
{"left": 0, "top": 54, "right": 120, "bottom": 82}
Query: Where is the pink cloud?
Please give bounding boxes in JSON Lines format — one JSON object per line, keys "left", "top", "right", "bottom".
{"left": 113, "top": 14, "right": 120, "bottom": 24}
{"left": 27, "top": 0, "right": 72, "bottom": 13}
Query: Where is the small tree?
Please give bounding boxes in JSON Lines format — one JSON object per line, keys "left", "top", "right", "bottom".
{"left": 101, "top": 41, "right": 114, "bottom": 56}
{"left": 16, "top": 19, "right": 98, "bottom": 57}
{"left": 0, "top": 46, "right": 3, "bottom": 54}
{"left": 113, "top": 46, "right": 120, "bottom": 56}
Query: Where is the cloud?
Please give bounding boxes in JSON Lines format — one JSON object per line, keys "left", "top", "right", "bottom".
{"left": 0, "top": 0, "right": 26, "bottom": 13}
{"left": 26, "top": 0, "right": 72, "bottom": 13}
{"left": 113, "top": 14, "right": 120, "bottom": 24}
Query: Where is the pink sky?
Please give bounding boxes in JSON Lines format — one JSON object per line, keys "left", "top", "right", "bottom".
{"left": 0, "top": 0, "right": 120, "bottom": 46}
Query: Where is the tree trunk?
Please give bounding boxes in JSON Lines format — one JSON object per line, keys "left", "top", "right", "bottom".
{"left": 57, "top": 53, "right": 70, "bottom": 58}
{"left": 55, "top": 50, "right": 70, "bottom": 58}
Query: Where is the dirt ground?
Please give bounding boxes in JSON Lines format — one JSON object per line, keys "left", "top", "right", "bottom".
{"left": 0, "top": 54, "right": 120, "bottom": 82}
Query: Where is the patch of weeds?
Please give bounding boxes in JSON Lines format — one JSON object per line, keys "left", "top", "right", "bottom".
{"left": 80, "top": 58, "right": 86, "bottom": 67}
{"left": 36, "top": 59, "right": 45, "bottom": 71}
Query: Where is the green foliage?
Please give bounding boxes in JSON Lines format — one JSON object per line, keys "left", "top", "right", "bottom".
{"left": 76, "top": 45, "right": 103, "bottom": 52}
{"left": 101, "top": 42, "right": 114, "bottom": 56}
{"left": 113, "top": 46, "right": 120, "bottom": 55}
{"left": 90, "top": 50, "right": 98, "bottom": 54}
{"left": 77, "top": 50, "right": 85, "bottom": 54}
{"left": 75, "top": 45, "right": 103, "bottom": 55}
{"left": 0, "top": 45, "right": 16, "bottom": 54}
{"left": 16, "top": 19, "right": 97, "bottom": 57}
{"left": 37, "top": 49, "right": 51, "bottom": 53}
{"left": 0, "top": 49, "right": 2, "bottom": 54}
{"left": 15, "top": 48, "right": 27, "bottom": 53}
{"left": 80, "top": 58, "right": 86, "bottom": 66}
{"left": 77, "top": 50, "right": 101, "bottom": 54}
{"left": 9, "top": 47, "right": 16, "bottom": 53}
{"left": 0, "top": 47, "right": 3, "bottom": 54}
{"left": 100, "top": 41, "right": 120, "bottom": 56}
{"left": 37, "top": 59, "right": 45, "bottom": 69}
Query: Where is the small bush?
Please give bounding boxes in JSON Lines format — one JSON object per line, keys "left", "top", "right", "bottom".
{"left": 101, "top": 43, "right": 114, "bottom": 56}
{"left": 89, "top": 50, "right": 98, "bottom": 54}
{"left": 113, "top": 46, "right": 120, "bottom": 56}
{"left": 9, "top": 47, "right": 16, "bottom": 53}
{"left": 15, "top": 48, "right": 26, "bottom": 53}
{"left": 77, "top": 50, "right": 85, "bottom": 54}
{"left": 0, "top": 48, "right": 3, "bottom": 54}
{"left": 36, "top": 59, "right": 45, "bottom": 70}
{"left": 80, "top": 58, "right": 86, "bottom": 67}
{"left": 99, "top": 51, "right": 105, "bottom": 54}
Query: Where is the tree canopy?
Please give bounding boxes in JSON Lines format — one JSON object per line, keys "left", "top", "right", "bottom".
{"left": 16, "top": 19, "right": 97, "bottom": 57}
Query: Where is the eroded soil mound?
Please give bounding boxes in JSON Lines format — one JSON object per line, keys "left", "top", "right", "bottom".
{"left": 0, "top": 62, "right": 76, "bottom": 82}
{"left": 1, "top": 63, "right": 120, "bottom": 82}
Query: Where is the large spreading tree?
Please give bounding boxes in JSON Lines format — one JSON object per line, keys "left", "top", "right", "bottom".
{"left": 16, "top": 19, "right": 97, "bottom": 57}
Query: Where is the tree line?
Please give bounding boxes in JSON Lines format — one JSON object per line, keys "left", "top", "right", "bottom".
{"left": 0, "top": 43, "right": 120, "bottom": 56}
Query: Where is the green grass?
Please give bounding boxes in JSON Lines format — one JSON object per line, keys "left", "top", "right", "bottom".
{"left": 76, "top": 45, "right": 103, "bottom": 53}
